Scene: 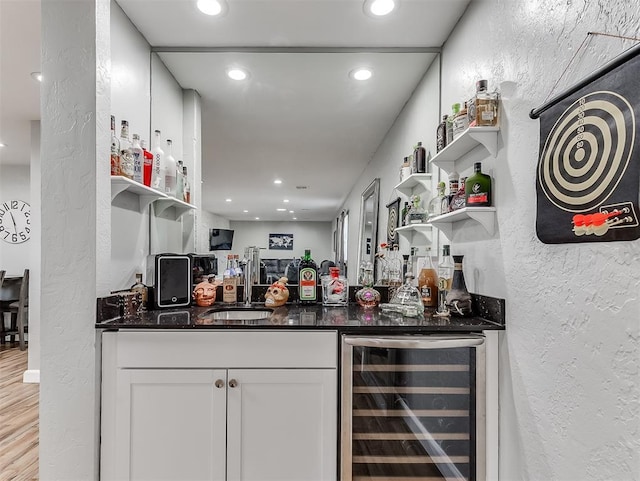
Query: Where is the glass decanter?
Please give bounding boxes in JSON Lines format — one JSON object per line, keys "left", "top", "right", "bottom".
{"left": 427, "top": 181, "right": 447, "bottom": 219}
{"left": 407, "top": 194, "right": 428, "bottom": 224}
{"left": 356, "top": 261, "right": 381, "bottom": 308}
{"left": 445, "top": 255, "right": 473, "bottom": 316}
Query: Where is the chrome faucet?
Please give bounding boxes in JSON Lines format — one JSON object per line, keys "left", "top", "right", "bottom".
{"left": 242, "top": 246, "right": 260, "bottom": 307}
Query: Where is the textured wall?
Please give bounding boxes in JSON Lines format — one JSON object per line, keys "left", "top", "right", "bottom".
{"left": 439, "top": 0, "right": 640, "bottom": 479}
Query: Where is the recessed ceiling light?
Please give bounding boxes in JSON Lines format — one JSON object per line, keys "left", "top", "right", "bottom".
{"left": 293, "top": 217, "right": 297, "bottom": 220}
{"left": 0, "top": 143, "right": 5, "bottom": 147}
{"left": 30, "top": 72, "right": 42, "bottom": 82}
{"left": 197, "top": 0, "right": 227, "bottom": 16}
{"left": 255, "top": 217, "right": 260, "bottom": 220}
{"left": 364, "top": 0, "right": 395, "bottom": 16}
{"left": 274, "top": 179, "right": 283, "bottom": 185}
{"left": 277, "top": 208, "right": 287, "bottom": 212}
{"left": 225, "top": 198, "right": 232, "bottom": 202}
{"left": 243, "top": 209, "right": 249, "bottom": 213}
{"left": 351, "top": 68, "right": 373, "bottom": 81}
{"left": 289, "top": 210, "right": 294, "bottom": 214}
{"left": 283, "top": 199, "right": 290, "bottom": 203}
{"left": 227, "top": 68, "right": 248, "bottom": 81}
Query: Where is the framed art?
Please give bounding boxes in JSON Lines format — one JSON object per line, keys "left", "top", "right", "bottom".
{"left": 268, "top": 233, "right": 294, "bottom": 250}
{"left": 386, "top": 197, "right": 401, "bottom": 246}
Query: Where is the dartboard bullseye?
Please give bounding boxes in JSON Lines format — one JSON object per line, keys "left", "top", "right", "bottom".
{"left": 538, "top": 90, "right": 635, "bottom": 212}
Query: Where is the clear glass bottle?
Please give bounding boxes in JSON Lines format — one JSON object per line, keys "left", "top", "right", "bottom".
{"left": 151, "top": 130, "right": 165, "bottom": 192}
{"left": 164, "top": 139, "right": 177, "bottom": 197}
{"left": 356, "top": 261, "right": 381, "bottom": 308}
{"left": 446, "top": 103, "right": 460, "bottom": 145}
{"left": 413, "top": 141, "right": 427, "bottom": 173}
{"left": 223, "top": 254, "right": 237, "bottom": 303}
{"left": 387, "top": 269, "right": 424, "bottom": 317}
{"left": 140, "top": 139, "right": 153, "bottom": 187}
{"left": 176, "top": 160, "right": 184, "bottom": 201}
{"left": 436, "top": 115, "right": 448, "bottom": 152}
{"left": 322, "top": 266, "right": 348, "bottom": 306}
{"left": 131, "top": 134, "right": 144, "bottom": 184}
{"left": 445, "top": 255, "right": 473, "bottom": 316}
{"left": 427, "top": 181, "right": 447, "bottom": 219}
{"left": 387, "top": 244, "right": 403, "bottom": 290}
{"left": 450, "top": 177, "right": 467, "bottom": 211}
{"left": 130, "top": 273, "right": 148, "bottom": 311}
{"left": 119, "top": 120, "right": 134, "bottom": 179}
{"left": 475, "top": 79, "right": 499, "bottom": 127}
{"left": 452, "top": 101, "right": 469, "bottom": 140}
{"left": 298, "top": 249, "right": 318, "bottom": 304}
{"left": 110, "top": 115, "right": 120, "bottom": 176}
{"left": 435, "top": 244, "right": 454, "bottom": 316}
{"left": 465, "top": 162, "right": 492, "bottom": 207}
{"left": 401, "top": 201, "right": 409, "bottom": 227}
{"left": 417, "top": 248, "right": 438, "bottom": 308}
{"left": 183, "top": 166, "right": 191, "bottom": 203}
{"left": 407, "top": 194, "right": 427, "bottom": 224}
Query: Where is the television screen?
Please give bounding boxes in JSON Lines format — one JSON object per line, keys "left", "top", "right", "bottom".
{"left": 209, "top": 228, "right": 234, "bottom": 251}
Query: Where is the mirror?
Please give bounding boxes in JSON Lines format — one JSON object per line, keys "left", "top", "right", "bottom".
{"left": 357, "top": 178, "right": 379, "bottom": 280}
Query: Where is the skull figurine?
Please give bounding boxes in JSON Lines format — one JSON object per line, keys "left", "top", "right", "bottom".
{"left": 265, "top": 277, "right": 289, "bottom": 307}
{"left": 193, "top": 278, "right": 221, "bottom": 307}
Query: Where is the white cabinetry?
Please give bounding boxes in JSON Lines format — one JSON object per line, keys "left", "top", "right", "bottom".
{"left": 428, "top": 127, "right": 499, "bottom": 236}
{"left": 101, "top": 330, "right": 338, "bottom": 481}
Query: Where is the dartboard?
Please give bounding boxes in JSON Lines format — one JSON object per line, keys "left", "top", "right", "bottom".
{"left": 538, "top": 90, "right": 635, "bottom": 213}
{"left": 386, "top": 198, "right": 400, "bottom": 245}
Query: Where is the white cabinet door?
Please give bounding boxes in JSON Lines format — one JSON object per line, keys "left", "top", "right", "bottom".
{"left": 112, "top": 369, "right": 227, "bottom": 481}
{"left": 226, "top": 369, "right": 337, "bottom": 481}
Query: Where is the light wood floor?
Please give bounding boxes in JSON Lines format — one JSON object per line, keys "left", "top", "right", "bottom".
{"left": 0, "top": 345, "right": 38, "bottom": 481}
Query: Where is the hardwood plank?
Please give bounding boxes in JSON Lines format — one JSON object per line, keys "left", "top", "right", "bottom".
{"left": 0, "top": 346, "right": 39, "bottom": 481}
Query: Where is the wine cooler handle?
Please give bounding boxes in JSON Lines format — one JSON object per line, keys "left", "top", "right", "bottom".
{"left": 344, "top": 335, "right": 484, "bottom": 349}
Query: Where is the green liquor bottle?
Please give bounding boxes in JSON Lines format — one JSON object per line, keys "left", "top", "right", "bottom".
{"left": 298, "top": 249, "right": 318, "bottom": 304}
{"left": 465, "top": 162, "right": 492, "bottom": 207}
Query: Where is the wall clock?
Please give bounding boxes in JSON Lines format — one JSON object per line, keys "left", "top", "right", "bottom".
{"left": 0, "top": 200, "right": 31, "bottom": 244}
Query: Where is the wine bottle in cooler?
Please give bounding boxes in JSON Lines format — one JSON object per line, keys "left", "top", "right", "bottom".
{"left": 151, "top": 130, "right": 165, "bottom": 192}
{"left": 164, "top": 139, "right": 177, "bottom": 197}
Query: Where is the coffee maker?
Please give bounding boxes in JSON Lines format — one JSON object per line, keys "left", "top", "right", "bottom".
{"left": 189, "top": 253, "right": 218, "bottom": 284}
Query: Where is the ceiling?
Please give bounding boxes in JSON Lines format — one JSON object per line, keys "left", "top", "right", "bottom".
{"left": 0, "top": 0, "right": 472, "bottom": 221}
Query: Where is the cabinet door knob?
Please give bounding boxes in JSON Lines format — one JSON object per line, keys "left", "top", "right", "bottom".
{"left": 215, "top": 379, "right": 224, "bottom": 388}
{"left": 228, "top": 379, "right": 238, "bottom": 388}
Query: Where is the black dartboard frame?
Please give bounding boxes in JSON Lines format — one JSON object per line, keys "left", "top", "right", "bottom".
{"left": 386, "top": 197, "right": 401, "bottom": 246}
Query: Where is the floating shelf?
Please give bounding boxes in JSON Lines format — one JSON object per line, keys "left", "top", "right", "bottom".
{"left": 428, "top": 207, "right": 497, "bottom": 237}
{"left": 154, "top": 197, "right": 196, "bottom": 218}
{"left": 395, "top": 223, "right": 433, "bottom": 243}
{"left": 393, "top": 173, "right": 432, "bottom": 197}
{"left": 111, "top": 176, "right": 167, "bottom": 211}
{"left": 430, "top": 126, "right": 499, "bottom": 174}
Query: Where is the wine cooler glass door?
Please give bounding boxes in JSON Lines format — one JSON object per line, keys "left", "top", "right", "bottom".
{"left": 341, "top": 335, "right": 486, "bottom": 481}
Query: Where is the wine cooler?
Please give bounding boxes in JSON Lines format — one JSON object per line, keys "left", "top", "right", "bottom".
{"left": 341, "top": 335, "right": 486, "bottom": 481}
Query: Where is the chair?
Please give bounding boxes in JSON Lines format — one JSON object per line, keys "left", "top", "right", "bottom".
{"left": 9, "top": 269, "right": 29, "bottom": 350}
{"left": 0, "top": 270, "right": 5, "bottom": 343}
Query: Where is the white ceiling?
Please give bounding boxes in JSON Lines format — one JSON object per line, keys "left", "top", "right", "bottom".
{"left": 0, "top": 0, "right": 472, "bottom": 221}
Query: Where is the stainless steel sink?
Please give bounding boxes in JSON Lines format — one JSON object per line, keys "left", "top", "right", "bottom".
{"left": 208, "top": 309, "right": 272, "bottom": 321}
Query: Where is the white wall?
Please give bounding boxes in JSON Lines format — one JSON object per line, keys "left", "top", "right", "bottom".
{"left": 198, "top": 209, "right": 230, "bottom": 253}
{"left": 0, "top": 164, "right": 30, "bottom": 274}
{"left": 440, "top": 1, "right": 640, "bottom": 480}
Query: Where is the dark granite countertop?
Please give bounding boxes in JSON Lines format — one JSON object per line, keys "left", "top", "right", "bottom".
{"left": 96, "top": 294, "right": 505, "bottom": 333}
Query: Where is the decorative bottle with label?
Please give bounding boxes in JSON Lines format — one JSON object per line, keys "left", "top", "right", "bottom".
{"left": 474, "top": 79, "right": 499, "bottom": 127}
{"left": 131, "top": 134, "right": 144, "bottom": 184}
{"left": 183, "top": 166, "right": 191, "bottom": 203}
{"left": 427, "top": 181, "right": 447, "bottom": 219}
{"left": 164, "top": 139, "right": 177, "bottom": 197}
{"left": 140, "top": 139, "right": 153, "bottom": 187}
{"left": 435, "top": 244, "right": 454, "bottom": 316}
{"left": 119, "top": 120, "right": 134, "bottom": 179}
{"left": 450, "top": 177, "right": 467, "bottom": 211}
{"left": 446, "top": 104, "right": 459, "bottom": 145}
{"left": 298, "top": 249, "right": 318, "bottom": 304}
{"left": 413, "top": 141, "right": 427, "bottom": 173}
{"left": 436, "top": 115, "right": 448, "bottom": 152}
{"left": 151, "top": 130, "right": 165, "bottom": 192}
{"left": 130, "top": 273, "right": 148, "bottom": 311}
{"left": 452, "top": 102, "right": 469, "bottom": 140}
{"left": 110, "top": 115, "right": 120, "bottom": 176}
{"left": 322, "top": 266, "right": 348, "bottom": 306}
{"left": 445, "top": 255, "right": 473, "bottom": 316}
{"left": 465, "top": 162, "right": 492, "bottom": 207}
{"left": 418, "top": 248, "right": 438, "bottom": 308}
{"left": 223, "top": 254, "right": 237, "bottom": 303}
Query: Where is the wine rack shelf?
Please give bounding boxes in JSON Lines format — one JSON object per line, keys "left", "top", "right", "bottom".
{"left": 110, "top": 176, "right": 194, "bottom": 218}
{"left": 430, "top": 126, "right": 499, "bottom": 174}
{"left": 428, "top": 207, "right": 496, "bottom": 237}
{"left": 393, "top": 173, "right": 432, "bottom": 197}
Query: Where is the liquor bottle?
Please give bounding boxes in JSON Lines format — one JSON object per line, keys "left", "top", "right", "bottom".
{"left": 401, "top": 201, "right": 409, "bottom": 226}
{"left": 164, "top": 139, "right": 177, "bottom": 197}
{"left": 427, "top": 181, "right": 447, "bottom": 219}
{"left": 140, "top": 139, "right": 153, "bottom": 187}
{"left": 436, "top": 115, "right": 448, "bottom": 152}
{"left": 119, "top": 120, "right": 134, "bottom": 179}
{"left": 131, "top": 134, "right": 144, "bottom": 184}
{"left": 223, "top": 254, "right": 237, "bottom": 303}
{"left": 436, "top": 244, "right": 454, "bottom": 316}
{"left": 183, "top": 166, "right": 191, "bottom": 203}
{"left": 176, "top": 160, "right": 184, "bottom": 201}
{"left": 233, "top": 254, "right": 244, "bottom": 285}
{"left": 110, "top": 115, "right": 120, "bottom": 176}
{"left": 407, "top": 194, "right": 427, "bottom": 224}
{"left": 446, "top": 104, "right": 459, "bottom": 145}
{"left": 298, "top": 249, "right": 318, "bottom": 304}
{"left": 418, "top": 248, "right": 438, "bottom": 308}
{"left": 414, "top": 141, "right": 427, "bottom": 173}
{"left": 387, "top": 245, "right": 403, "bottom": 289}
{"left": 474, "top": 79, "right": 499, "bottom": 127}
{"left": 322, "top": 266, "right": 348, "bottom": 306}
{"left": 450, "top": 177, "right": 467, "bottom": 211}
{"left": 130, "top": 273, "right": 148, "bottom": 311}
{"left": 445, "top": 255, "right": 473, "bottom": 316}
{"left": 452, "top": 102, "right": 469, "bottom": 140}
{"left": 447, "top": 171, "right": 459, "bottom": 213}
{"left": 151, "top": 130, "right": 165, "bottom": 192}
{"left": 465, "top": 162, "right": 492, "bottom": 206}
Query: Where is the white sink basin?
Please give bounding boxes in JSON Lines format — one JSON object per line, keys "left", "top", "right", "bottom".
{"left": 209, "top": 309, "right": 272, "bottom": 321}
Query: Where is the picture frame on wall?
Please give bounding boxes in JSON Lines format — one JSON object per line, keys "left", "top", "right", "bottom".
{"left": 386, "top": 197, "right": 401, "bottom": 246}
{"left": 268, "top": 233, "right": 294, "bottom": 250}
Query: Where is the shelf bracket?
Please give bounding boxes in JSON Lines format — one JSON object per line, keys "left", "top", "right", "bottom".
{"left": 110, "top": 183, "right": 130, "bottom": 202}
{"left": 139, "top": 195, "right": 160, "bottom": 212}
{"left": 468, "top": 130, "right": 498, "bottom": 158}
{"left": 467, "top": 210, "right": 496, "bottom": 235}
